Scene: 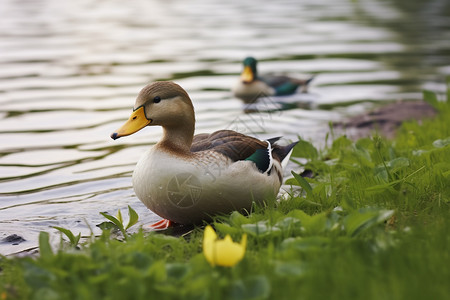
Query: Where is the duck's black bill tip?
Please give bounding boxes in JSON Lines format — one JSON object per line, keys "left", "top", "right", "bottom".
{"left": 111, "top": 132, "right": 120, "bottom": 140}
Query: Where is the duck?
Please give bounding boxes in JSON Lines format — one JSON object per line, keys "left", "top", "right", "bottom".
{"left": 111, "top": 81, "right": 297, "bottom": 229}
{"left": 232, "top": 56, "right": 314, "bottom": 103}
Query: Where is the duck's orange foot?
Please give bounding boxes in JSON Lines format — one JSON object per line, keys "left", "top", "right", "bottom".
{"left": 149, "top": 219, "right": 172, "bottom": 230}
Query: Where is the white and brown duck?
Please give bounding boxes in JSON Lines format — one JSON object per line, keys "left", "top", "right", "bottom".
{"left": 111, "top": 81, "right": 297, "bottom": 229}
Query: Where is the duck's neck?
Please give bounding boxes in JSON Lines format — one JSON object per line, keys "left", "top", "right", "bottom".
{"left": 157, "top": 122, "right": 195, "bottom": 156}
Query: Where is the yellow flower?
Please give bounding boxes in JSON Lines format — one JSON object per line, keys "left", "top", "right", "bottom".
{"left": 203, "top": 225, "right": 247, "bottom": 267}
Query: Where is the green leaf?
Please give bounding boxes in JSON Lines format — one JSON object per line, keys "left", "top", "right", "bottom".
{"left": 331, "top": 135, "right": 352, "bottom": 152}
{"left": 126, "top": 205, "right": 139, "bottom": 230}
{"left": 228, "top": 276, "right": 271, "bottom": 300}
{"left": 291, "top": 171, "right": 313, "bottom": 196}
{"left": 387, "top": 157, "right": 410, "bottom": 173}
{"left": 274, "top": 261, "right": 305, "bottom": 278}
{"left": 100, "top": 212, "right": 126, "bottom": 239}
{"left": 433, "top": 162, "right": 450, "bottom": 174}
{"left": 304, "top": 213, "right": 328, "bottom": 234}
{"left": 365, "top": 182, "right": 397, "bottom": 195}
{"left": 368, "top": 166, "right": 424, "bottom": 195}
{"left": 97, "top": 221, "right": 119, "bottom": 231}
{"left": 432, "top": 137, "right": 450, "bottom": 148}
{"left": 182, "top": 272, "right": 210, "bottom": 299}
{"left": 286, "top": 210, "right": 328, "bottom": 234}
{"left": 166, "top": 263, "right": 189, "bottom": 281}
{"left": 286, "top": 209, "right": 310, "bottom": 222}
{"left": 241, "top": 221, "right": 279, "bottom": 237}
{"left": 147, "top": 260, "right": 167, "bottom": 281}
{"left": 53, "top": 226, "right": 81, "bottom": 247}
{"left": 423, "top": 90, "right": 439, "bottom": 108}
{"left": 354, "top": 146, "right": 374, "bottom": 168}
{"left": 281, "top": 236, "right": 330, "bottom": 252}
{"left": 229, "top": 211, "right": 251, "bottom": 227}
{"left": 33, "top": 288, "right": 59, "bottom": 300}
{"left": 214, "top": 222, "right": 242, "bottom": 236}
{"left": 345, "top": 209, "right": 394, "bottom": 237}
{"left": 116, "top": 209, "right": 123, "bottom": 225}
{"left": 285, "top": 177, "right": 300, "bottom": 186}
{"left": 273, "top": 217, "right": 301, "bottom": 231}
{"left": 100, "top": 212, "right": 124, "bottom": 231}
{"left": 39, "top": 232, "right": 53, "bottom": 258}
{"left": 291, "top": 139, "right": 319, "bottom": 159}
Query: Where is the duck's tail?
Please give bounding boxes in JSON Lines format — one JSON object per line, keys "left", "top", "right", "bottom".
{"left": 273, "top": 141, "right": 298, "bottom": 170}
{"left": 291, "top": 75, "right": 314, "bottom": 85}
{"left": 245, "top": 138, "right": 297, "bottom": 174}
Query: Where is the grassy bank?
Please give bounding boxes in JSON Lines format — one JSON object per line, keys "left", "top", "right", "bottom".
{"left": 1, "top": 86, "right": 449, "bottom": 300}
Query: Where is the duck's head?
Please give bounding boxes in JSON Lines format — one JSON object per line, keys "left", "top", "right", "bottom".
{"left": 111, "top": 81, "right": 195, "bottom": 140}
{"left": 241, "top": 56, "right": 257, "bottom": 84}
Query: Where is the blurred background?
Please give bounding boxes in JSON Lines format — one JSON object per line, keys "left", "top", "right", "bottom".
{"left": 0, "top": 0, "right": 449, "bottom": 254}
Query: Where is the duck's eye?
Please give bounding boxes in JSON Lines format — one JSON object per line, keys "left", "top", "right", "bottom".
{"left": 153, "top": 96, "right": 161, "bottom": 103}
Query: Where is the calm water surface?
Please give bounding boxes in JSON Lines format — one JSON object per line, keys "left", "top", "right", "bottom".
{"left": 1, "top": 0, "right": 449, "bottom": 254}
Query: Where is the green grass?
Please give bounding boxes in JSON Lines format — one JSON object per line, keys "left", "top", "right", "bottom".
{"left": 1, "top": 84, "right": 449, "bottom": 300}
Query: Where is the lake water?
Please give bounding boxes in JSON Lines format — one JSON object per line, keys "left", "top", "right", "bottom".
{"left": 1, "top": 0, "right": 449, "bottom": 255}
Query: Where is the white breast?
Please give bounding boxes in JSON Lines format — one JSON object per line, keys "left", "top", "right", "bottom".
{"left": 132, "top": 148, "right": 282, "bottom": 224}
{"left": 232, "top": 80, "right": 275, "bottom": 102}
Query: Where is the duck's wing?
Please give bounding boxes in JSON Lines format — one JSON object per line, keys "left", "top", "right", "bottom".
{"left": 260, "top": 74, "right": 294, "bottom": 88}
{"left": 191, "top": 130, "right": 268, "bottom": 162}
{"left": 260, "top": 74, "right": 314, "bottom": 96}
{"left": 191, "top": 130, "right": 297, "bottom": 174}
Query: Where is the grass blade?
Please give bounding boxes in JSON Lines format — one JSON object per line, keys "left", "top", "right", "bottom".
{"left": 291, "top": 171, "right": 313, "bottom": 196}
{"left": 39, "top": 232, "right": 53, "bottom": 258}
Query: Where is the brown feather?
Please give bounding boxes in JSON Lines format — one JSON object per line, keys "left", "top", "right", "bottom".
{"left": 190, "top": 130, "right": 268, "bottom": 162}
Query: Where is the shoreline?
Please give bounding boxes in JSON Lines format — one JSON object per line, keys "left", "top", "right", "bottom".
{"left": 334, "top": 100, "right": 437, "bottom": 139}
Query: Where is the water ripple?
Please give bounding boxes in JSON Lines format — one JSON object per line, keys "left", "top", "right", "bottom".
{"left": 0, "top": 0, "right": 449, "bottom": 254}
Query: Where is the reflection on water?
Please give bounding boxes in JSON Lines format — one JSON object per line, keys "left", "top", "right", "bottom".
{"left": 0, "top": 0, "right": 449, "bottom": 254}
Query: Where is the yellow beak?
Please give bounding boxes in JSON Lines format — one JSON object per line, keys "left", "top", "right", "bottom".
{"left": 240, "top": 65, "right": 254, "bottom": 83}
{"left": 110, "top": 106, "right": 151, "bottom": 140}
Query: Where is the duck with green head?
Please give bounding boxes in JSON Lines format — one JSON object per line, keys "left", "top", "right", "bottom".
{"left": 233, "top": 56, "right": 314, "bottom": 103}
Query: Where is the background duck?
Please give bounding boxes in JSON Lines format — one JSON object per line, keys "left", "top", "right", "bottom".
{"left": 111, "top": 81, "right": 297, "bottom": 228}
{"left": 232, "top": 56, "right": 314, "bottom": 103}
